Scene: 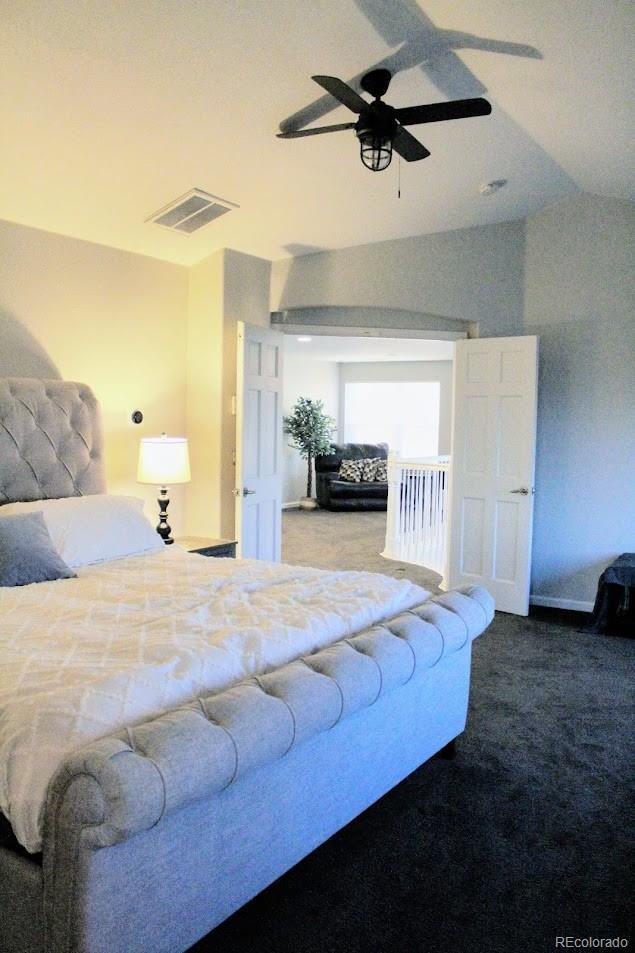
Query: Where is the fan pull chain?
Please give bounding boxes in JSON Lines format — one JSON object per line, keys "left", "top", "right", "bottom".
{"left": 397, "top": 154, "right": 401, "bottom": 199}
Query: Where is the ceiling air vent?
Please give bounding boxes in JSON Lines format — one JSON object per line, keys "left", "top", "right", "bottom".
{"left": 147, "top": 189, "right": 239, "bottom": 234}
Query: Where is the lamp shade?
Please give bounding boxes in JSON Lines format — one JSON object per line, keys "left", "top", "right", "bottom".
{"left": 137, "top": 435, "right": 191, "bottom": 485}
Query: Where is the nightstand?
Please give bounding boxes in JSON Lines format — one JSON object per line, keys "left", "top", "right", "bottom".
{"left": 176, "top": 536, "right": 237, "bottom": 558}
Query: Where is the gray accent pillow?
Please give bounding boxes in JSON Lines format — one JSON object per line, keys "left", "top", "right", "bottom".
{"left": 0, "top": 511, "right": 77, "bottom": 587}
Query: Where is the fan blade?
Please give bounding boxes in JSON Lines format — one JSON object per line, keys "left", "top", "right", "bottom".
{"left": 392, "top": 126, "right": 430, "bottom": 162}
{"left": 395, "top": 97, "right": 491, "bottom": 126}
{"left": 277, "top": 122, "right": 356, "bottom": 139}
{"left": 312, "top": 75, "right": 368, "bottom": 114}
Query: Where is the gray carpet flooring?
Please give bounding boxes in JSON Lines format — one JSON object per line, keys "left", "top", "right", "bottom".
{"left": 282, "top": 508, "right": 443, "bottom": 591}
{"left": 193, "top": 511, "right": 634, "bottom": 953}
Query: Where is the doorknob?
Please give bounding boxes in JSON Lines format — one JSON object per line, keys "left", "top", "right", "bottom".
{"left": 242, "top": 488, "right": 256, "bottom": 496}
{"left": 510, "top": 487, "right": 530, "bottom": 495}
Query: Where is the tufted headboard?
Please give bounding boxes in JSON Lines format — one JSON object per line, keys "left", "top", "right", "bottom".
{"left": 0, "top": 378, "right": 106, "bottom": 505}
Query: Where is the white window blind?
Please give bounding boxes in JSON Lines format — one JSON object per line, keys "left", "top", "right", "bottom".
{"left": 344, "top": 381, "right": 440, "bottom": 457}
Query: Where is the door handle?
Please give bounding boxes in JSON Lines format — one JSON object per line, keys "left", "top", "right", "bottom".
{"left": 242, "top": 488, "right": 256, "bottom": 496}
{"left": 510, "top": 487, "right": 530, "bottom": 495}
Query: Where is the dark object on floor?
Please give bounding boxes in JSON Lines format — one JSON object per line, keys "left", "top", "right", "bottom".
{"left": 316, "top": 442, "right": 388, "bottom": 510}
{"left": 191, "top": 607, "right": 634, "bottom": 953}
{"left": 434, "top": 738, "right": 457, "bottom": 760}
{"left": 178, "top": 536, "right": 237, "bottom": 558}
{"left": 590, "top": 553, "right": 635, "bottom": 636}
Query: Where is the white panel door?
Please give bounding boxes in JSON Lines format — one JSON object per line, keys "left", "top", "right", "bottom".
{"left": 235, "top": 322, "right": 284, "bottom": 561}
{"left": 447, "top": 336, "right": 538, "bottom": 615}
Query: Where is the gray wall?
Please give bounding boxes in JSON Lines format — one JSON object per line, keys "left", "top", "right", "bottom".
{"left": 339, "top": 361, "right": 453, "bottom": 456}
{"left": 272, "top": 195, "right": 635, "bottom": 608}
{"left": 524, "top": 193, "right": 635, "bottom": 606}
{"left": 271, "top": 220, "right": 526, "bottom": 338}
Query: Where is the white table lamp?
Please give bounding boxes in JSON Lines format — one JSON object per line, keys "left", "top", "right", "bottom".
{"left": 137, "top": 434, "right": 191, "bottom": 544}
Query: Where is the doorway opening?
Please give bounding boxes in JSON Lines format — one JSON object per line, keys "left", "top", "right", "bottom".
{"left": 280, "top": 333, "right": 454, "bottom": 590}
{"left": 236, "top": 324, "right": 538, "bottom": 615}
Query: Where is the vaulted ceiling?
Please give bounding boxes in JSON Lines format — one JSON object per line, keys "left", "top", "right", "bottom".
{"left": 2, "top": 0, "right": 633, "bottom": 264}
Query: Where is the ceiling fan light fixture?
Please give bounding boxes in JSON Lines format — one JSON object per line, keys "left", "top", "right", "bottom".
{"left": 358, "top": 130, "right": 393, "bottom": 172}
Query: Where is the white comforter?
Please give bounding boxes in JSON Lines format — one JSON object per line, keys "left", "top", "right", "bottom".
{"left": 0, "top": 547, "right": 428, "bottom": 852}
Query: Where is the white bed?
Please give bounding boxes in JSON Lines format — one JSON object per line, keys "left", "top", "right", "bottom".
{"left": 0, "top": 378, "right": 494, "bottom": 953}
{"left": 0, "top": 542, "right": 429, "bottom": 853}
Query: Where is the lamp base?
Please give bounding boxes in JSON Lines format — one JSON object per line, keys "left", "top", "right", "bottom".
{"left": 157, "top": 488, "right": 174, "bottom": 544}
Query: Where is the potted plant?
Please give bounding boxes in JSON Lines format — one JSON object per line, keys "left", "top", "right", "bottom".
{"left": 283, "top": 397, "right": 336, "bottom": 510}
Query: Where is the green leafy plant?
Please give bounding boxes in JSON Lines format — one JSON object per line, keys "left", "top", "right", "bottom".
{"left": 283, "top": 397, "right": 336, "bottom": 498}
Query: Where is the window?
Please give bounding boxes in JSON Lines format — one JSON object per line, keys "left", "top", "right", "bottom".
{"left": 344, "top": 381, "right": 440, "bottom": 458}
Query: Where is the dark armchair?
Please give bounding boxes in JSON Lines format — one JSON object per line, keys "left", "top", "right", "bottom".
{"left": 315, "top": 443, "right": 388, "bottom": 511}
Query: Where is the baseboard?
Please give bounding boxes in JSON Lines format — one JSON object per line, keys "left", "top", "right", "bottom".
{"left": 530, "top": 595, "right": 594, "bottom": 613}
{"left": 282, "top": 501, "right": 301, "bottom": 510}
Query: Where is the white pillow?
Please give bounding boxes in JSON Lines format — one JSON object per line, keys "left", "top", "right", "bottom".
{"left": 0, "top": 495, "right": 164, "bottom": 567}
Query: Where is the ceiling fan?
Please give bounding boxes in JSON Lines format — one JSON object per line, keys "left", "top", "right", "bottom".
{"left": 277, "top": 69, "right": 491, "bottom": 172}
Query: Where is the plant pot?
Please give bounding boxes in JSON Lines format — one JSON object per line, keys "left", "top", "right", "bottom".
{"left": 299, "top": 497, "right": 318, "bottom": 511}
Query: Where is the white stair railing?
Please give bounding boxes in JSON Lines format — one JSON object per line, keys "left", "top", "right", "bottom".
{"left": 382, "top": 453, "right": 450, "bottom": 579}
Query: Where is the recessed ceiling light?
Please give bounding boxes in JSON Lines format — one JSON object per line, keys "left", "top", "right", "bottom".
{"left": 297, "top": 336, "right": 312, "bottom": 343}
{"left": 479, "top": 179, "right": 508, "bottom": 196}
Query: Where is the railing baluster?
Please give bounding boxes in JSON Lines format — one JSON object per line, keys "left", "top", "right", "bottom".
{"left": 382, "top": 455, "right": 450, "bottom": 577}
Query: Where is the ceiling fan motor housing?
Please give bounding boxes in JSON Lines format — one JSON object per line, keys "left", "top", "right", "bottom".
{"left": 355, "top": 100, "right": 396, "bottom": 139}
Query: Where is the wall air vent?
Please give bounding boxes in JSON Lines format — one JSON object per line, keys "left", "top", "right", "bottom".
{"left": 147, "top": 189, "right": 239, "bottom": 234}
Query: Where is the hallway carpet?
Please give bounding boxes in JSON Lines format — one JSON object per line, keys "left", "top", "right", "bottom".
{"left": 192, "top": 511, "right": 633, "bottom": 953}
{"left": 281, "top": 508, "right": 443, "bottom": 591}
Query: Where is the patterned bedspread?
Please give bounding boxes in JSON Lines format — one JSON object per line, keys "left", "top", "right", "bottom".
{"left": 0, "top": 546, "right": 428, "bottom": 852}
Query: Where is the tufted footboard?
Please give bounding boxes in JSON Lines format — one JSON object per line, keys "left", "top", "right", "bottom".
{"left": 1, "top": 586, "right": 493, "bottom": 953}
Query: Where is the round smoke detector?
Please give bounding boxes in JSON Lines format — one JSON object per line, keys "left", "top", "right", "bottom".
{"left": 479, "top": 179, "right": 508, "bottom": 196}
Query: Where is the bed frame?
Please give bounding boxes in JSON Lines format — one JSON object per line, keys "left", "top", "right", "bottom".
{"left": 0, "top": 379, "right": 494, "bottom": 953}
